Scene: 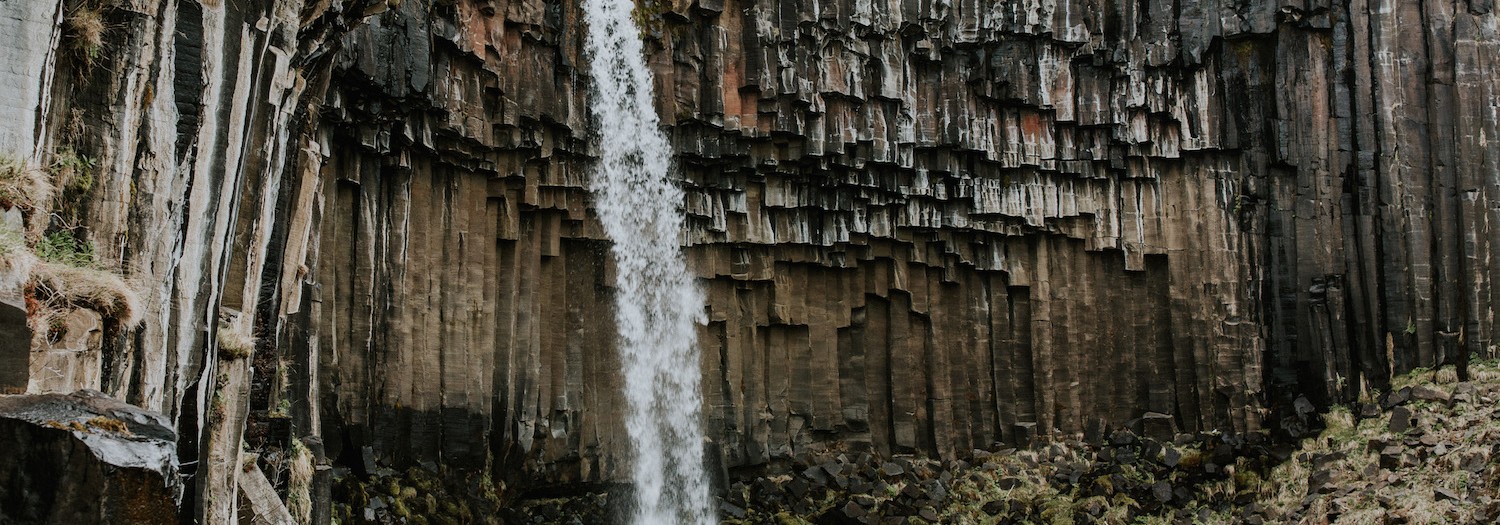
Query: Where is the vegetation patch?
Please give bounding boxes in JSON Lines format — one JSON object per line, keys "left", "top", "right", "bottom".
{"left": 0, "top": 156, "right": 55, "bottom": 216}
{"left": 705, "top": 361, "right": 1500, "bottom": 524}
{"left": 217, "top": 322, "right": 256, "bottom": 360}
{"left": 62, "top": 0, "right": 110, "bottom": 71}
{"left": 32, "top": 259, "right": 142, "bottom": 329}
{"left": 287, "top": 437, "right": 314, "bottom": 523}
{"left": 332, "top": 465, "right": 506, "bottom": 525}
{"left": 85, "top": 416, "right": 132, "bottom": 436}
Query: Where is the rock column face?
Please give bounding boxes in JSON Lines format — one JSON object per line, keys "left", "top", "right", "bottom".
{"left": 11, "top": 0, "right": 1500, "bottom": 504}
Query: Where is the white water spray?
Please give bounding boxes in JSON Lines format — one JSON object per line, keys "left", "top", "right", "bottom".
{"left": 581, "top": 0, "right": 715, "bottom": 523}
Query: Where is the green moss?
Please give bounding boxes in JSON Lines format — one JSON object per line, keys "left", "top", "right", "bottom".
{"left": 35, "top": 230, "right": 95, "bottom": 267}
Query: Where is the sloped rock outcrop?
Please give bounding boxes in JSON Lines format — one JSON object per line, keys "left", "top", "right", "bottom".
{"left": 1, "top": 0, "right": 1497, "bottom": 520}
{"left": 0, "top": 390, "right": 180, "bottom": 524}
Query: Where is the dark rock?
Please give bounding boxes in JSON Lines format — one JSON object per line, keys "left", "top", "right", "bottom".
{"left": 1380, "top": 446, "right": 1405, "bottom": 469}
{"left": 1294, "top": 396, "right": 1317, "bottom": 417}
{"left": 787, "top": 478, "right": 809, "bottom": 498}
{"left": 828, "top": 500, "right": 868, "bottom": 525}
{"left": 1308, "top": 469, "right": 1337, "bottom": 494}
{"left": 918, "top": 508, "right": 940, "bottom": 522}
{"left": 1312, "top": 451, "right": 1346, "bottom": 469}
{"left": 1460, "top": 453, "right": 1486, "bottom": 473}
{"left": 1152, "top": 481, "right": 1173, "bottom": 503}
{"left": 1360, "top": 402, "right": 1383, "bottom": 419}
{"left": 880, "top": 462, "right": 904, "bottom": 477}
{"left": 925, "top": 481, "right": 947, "bottom": 502}
{"left": 1385, "top": 388, "right": 1414, "bottom": 409}
{"left": 1410, "top": 385, "right": 1452, "bottom": 404}
{"left": 0, "top": 297, "right": 29, "bottom": 393}
{"left": 1013, "top": 422, "right": 1038, "bottom": 448}
{"left": 1453, "top": 382, "right": 1477, "bottom": 397}
{"left": 719, "top": 500, "right": 747, "bottom": 520}
{"left": 0, "top": 391, "right": 180, "bottom": 524}
{"left": 1389, "top": 406, "right": 1415, "bottom": 433}
{"left": 1435, "top": 487, "right": 1461, "bottom": 501}
{"left": 981, "top": 500, "right": 1006, "bottom": 516}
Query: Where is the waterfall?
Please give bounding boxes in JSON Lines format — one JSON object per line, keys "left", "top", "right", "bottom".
{"left": 580, "top": 0, "right": 715, "bottom": 523}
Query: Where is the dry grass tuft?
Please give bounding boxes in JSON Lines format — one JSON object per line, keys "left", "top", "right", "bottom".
{"left": 0, "top": 156, "right": 54, "bottom": 209}
{"left": 0, "top": 156, "right": 56, "bottom": 242}
{"left": 63, "top": 2, "right": 107, "bottom": 69}
{"left": 0, "top": 226, "right": 37, "bottom": 291}
{"left": 288, "top": 438, "right": 315, "bottom": 523}
{"left": 31, "top": 261, "right": 142, "bottom": 329}
{"left": 85, "top": 416, "right": 132, "bottom": 436}
{"left": 217, "top": 322, "right": 255, "bottom": 360}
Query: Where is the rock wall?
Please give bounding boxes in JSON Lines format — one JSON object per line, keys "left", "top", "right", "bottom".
{"left": 4, "top": 0, "right": 1499, "bottom": 517}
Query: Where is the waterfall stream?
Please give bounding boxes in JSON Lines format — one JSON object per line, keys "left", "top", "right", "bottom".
{"left": 581, "top": 0, "right": 715, "bottom": 523}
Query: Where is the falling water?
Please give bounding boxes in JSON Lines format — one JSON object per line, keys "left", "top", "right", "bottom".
{"left": 581, "top": 0, "right": 715, "bottom": 523}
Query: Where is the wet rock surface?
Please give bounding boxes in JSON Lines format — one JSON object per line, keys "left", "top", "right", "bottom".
{"left": 2, "top": 0, "right": 1499, "bottom": 520}
{"left": 0, "top": 390, "right": 180, "bottom": 524}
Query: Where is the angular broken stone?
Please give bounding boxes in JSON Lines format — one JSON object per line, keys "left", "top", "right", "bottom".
{"left": 1389, "top": 406, "right": 1415, "bottom": 433}
{"left": 1164, "top": 446, "right": 1182, "bottom": 467}
{"left": 1152, "top": 481, "right": 1173, "bottom": 503}
{"left": 1454, "top": 382, "right": 1477, "bottom": 397}
{"left": 1410, "top": 385, "right": 1452, "bottom": 404}
{"left": 1384, "top": 388, "right": 1414, "bottom": 409}
{"left": 1379, "top": 446, "right": 1405, "bottom": 469}
{"left": 719, "top": 501, "right": 747, "bottom": 520}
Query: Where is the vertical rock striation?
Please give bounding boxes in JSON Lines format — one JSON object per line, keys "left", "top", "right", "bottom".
{"left": 2, "top": 0, "right": 1497, "bottom": 516}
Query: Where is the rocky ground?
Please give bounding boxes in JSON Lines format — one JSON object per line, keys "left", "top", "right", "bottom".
{"left": 355, "top": 360, "right": 1500, "bottom": 525}
{"left": 705, "top": 361, "right": 1500, "bottom": 525}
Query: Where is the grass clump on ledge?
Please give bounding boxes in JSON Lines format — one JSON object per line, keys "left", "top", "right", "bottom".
{"left": 62, "top": 0, "right": 108, "bottom": 71}
{"left": 0, "top": 155, "right": 56, "bottom": 242}
{"left": 31, "top": 260, "right": 142, "bottom": 329}
{"left": 217, "top": 321, "right": 255, "bottom": 360}
{"left": 1, "top": 152, "right": 137, "bottom": 335}
{"left": 0, "top": 156, "right": 55, "bottom": 212}
{"left": 29, "top": 229, "right": 142, "bottom": 330}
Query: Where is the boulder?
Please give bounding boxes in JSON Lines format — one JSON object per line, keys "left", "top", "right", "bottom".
{"left": 1388, "top": 406, "right": 1414, "bottom": 434}
{"left": 0, "top": 390, "right": 180, "bottom": 524}
{"left": 1409, "top": 385, "right": 1452, "bottom": 404}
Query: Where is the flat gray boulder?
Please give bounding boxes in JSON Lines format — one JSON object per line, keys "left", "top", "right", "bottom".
{"left": 0, "top": 390, "right": 180, "bottom": 524}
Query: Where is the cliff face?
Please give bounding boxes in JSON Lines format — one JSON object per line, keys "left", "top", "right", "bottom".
{"left": 2, "top": 0, "right": 1498, "bottom": 518}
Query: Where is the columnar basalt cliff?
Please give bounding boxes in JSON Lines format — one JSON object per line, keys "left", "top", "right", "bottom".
{"left": 1, "top": 0, "right": 1497, "bottom": 520}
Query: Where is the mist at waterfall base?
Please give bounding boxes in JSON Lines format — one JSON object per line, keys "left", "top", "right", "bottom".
{"left": 580, "top": 0, "right": 716, "bottom": 523}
